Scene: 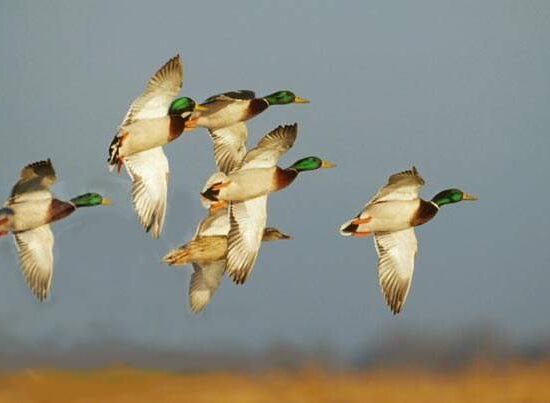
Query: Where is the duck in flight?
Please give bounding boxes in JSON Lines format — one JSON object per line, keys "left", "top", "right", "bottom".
{"left": 202, "top": 123, "right": 335, "bottom": 284}
{"left": 107, "top": 55, "right": 206, "bottom": 238}
{"left": 0, "top": 159, "right": 110, "bottom": 301}
{"left": 339, "top": 167, "right": 477, "bottom": 314}
{"left": 162, "top": 172, "right": 291, "bottom": 313}
{"left": 194, "top": 90, "right": 309, "bottom": 175}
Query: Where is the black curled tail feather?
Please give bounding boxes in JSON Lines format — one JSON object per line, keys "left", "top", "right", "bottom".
{"left": 339, "top": 218, "right": 357, "bottom": 236}
{"left": 201, "top": 184, "right": 221, "bottom": 202}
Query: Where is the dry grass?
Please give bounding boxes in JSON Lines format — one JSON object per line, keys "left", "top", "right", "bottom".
{"left": 0, "top": 362, "right": 549, "bottom": 402}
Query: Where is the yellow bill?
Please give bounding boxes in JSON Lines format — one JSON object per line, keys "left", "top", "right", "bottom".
{"left": 294, "top": 96, "right": 310, "bottom": 104}
{"left": 321, "top": 160, "right": 336, "bottom": 169}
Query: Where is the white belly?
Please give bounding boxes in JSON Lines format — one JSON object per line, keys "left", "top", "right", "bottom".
{"left": 119, "top": 117, "right": 172, "bottom": 157}
{"left": 9, "top": 200, "right": 52, "bottom": 232}
{"left": 196, "top": 102, "right": 249, "bottom": 130}
{"left": 360, "top": 200, "right": 420, "bottom": 233}
{"left": 219, "top": 168, "right": 274, "bottom": 202}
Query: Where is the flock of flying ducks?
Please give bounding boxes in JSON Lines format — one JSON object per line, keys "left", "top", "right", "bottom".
{"left": 0, "top": 55, "right": 476, "bottom": 314}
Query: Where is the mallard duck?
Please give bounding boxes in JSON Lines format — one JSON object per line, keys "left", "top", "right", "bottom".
{"left": 163, "top": 173, "right": 291, "bottom": 313}
{"left": 194, "top": 90, "right": 309, "bottom": 131}
{"left": 195, "top": 90, "right": 308, "bottom": 174}
{"left": 0, "top": 159, "right": 110, "bottom": 301}
{"left": 201, "top": 123, "right": 335, "bottom": 284}
{"left": 339, "top": 167, "right": 477, "bottom": 314}
{"left": 107, "top": 54, "right": 206, "bottom": 239}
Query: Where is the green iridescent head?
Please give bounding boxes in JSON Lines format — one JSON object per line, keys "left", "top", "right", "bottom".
{"left": 168, "top": 97, "right": 198, "bottom": 115}
{"left": 263, "top": 90, "right": 310, "bottom": 106}
{"left": 287, "top": 156, "right": 336, "bottom": 172}
{"left": 70, "top": 193, "right": 112, "bottom": 208}
{"left": 431, "top": 188, "right": 477, "bottom": 207}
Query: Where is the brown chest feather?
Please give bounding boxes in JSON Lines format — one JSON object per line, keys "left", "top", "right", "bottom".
{"left": 273, "top": 167, "right": 298, "bottom": 191}
{"left": 168, "top": 115, "right": 187, "bottom": 142}
{"left": 245, "top": 99, "right": 269, "bottom": 120}
{"left": 48, "top": 199, "right": 76, "bottom": 223}
{"left": 410, "top": 199, "right": 438, "bottom": 227}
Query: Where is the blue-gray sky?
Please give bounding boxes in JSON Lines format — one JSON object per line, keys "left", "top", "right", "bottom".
{"left": 0, "top": 1, "right": 549, "bottom": 362}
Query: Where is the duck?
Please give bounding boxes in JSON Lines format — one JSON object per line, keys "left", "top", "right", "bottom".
{"left": 107, "top": 54, "right": 206, "bottom": 239}
{"left": 162, "top": 173, "right": 291, "bottom": 313}
{"left": 201, "top": 123, "right": 335, "bottom": 284}
{"left": 0, "top": 159, "right": 111, "bottom": 301}
{"left": 195, "top": 90, "right": 309, "bottom": 175}
{"left": 339, "top": 167, "right": 477, "bottom": 314}
{"left": 194, "top": 90, "right": 309, "bottom": 131}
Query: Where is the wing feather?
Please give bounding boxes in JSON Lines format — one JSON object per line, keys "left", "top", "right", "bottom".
{"left": 203, "top": 90, "right": 255, "bottom": 104}
{"left": 124, "top": 147, "right": 169, "bottom": 239}
{"left": 240, "top": 123, "right": 298, "bottom": 170}
{"left": 369, "top": 166, "right": 425, "bottom": 204}
{"left": 226, "top": 196, "right": 267, "bottom": 284}
{"left": 374, "top": 228, "right": 418, "bottom": 314}
{"left": 208, "top": 123, "right": 248, "bottom": 174}
{"left": 14, "top": 225, "right": 54, "bottom": 301}
{"left": 189, "top": 261, "right": 226, "bottom": 313}
{"left": 10, "top": 159, "right": 56, "bottom": 201}
{"left": 120, "top": 55, "right": 183, "bottom": 127}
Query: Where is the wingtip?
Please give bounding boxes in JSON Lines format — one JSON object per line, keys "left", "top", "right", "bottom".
{"left": 189, "top": 293, "right": 210, "bottom": 314}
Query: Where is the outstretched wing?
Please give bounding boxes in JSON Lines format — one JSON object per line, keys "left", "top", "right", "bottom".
{"left": 124, "top": 147, "right": 169, "bottom": 239}
{"left": 208, "top": 122, "right": 248, "bottom": 174}
{"left": 240, "top": 123, "right": 298, "bottom": 170}
{"left": 14, "top": 224, "right": 54, "bottom": 301}
{"left": 120, "top": 55, "right": 183, "bottom": 127}
{"left": 369, "top": 166, "right": 425, "bottom": 204}
{"left": 188, "top": 261, "right": 226, "bottom": 313}
{"left": 374, "top": 228, "right": 418, "bottom": 314}
{"left": 10, "top": 159, "right": 56, "bottom": 202}
{"left": 203, "top": 90, "right": 256, "bottom": 105}
{"left": 226, "top": 196, "right": 267, "bottom": 284}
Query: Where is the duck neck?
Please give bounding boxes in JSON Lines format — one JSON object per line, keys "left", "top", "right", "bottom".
{"left": 246, "top": 98, "right": 269, "bottom": 119}
{"left": 48, "top": 199, "right": 77, "bottom": 223}
{"left": 275, "top": 167, "right": 299, "bottom": 191}
{"left": 168, "top": 115, "right": 187, "bottom": 141}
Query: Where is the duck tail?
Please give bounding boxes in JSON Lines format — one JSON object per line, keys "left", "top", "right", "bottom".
{"left": 107, "top": 134, "right": 122, "bottom": 171}
{"left": 163, "top": 244, "right": 193, "bottom": 266}
{"left": 339, "top": 218, "right": 358, "bottom": 236}
{"left": 200, "top": 173, "right": 227, "bottom": 208}
{"left": 200, "top": 183, "right": 221, "bottom": 202}
{"left": 0, "top": 207, "right": 14, "bottom": 235}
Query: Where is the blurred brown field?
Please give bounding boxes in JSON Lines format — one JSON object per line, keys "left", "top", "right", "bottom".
{"left": 0, "top": 362, "right": 549, "bottom": 403}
